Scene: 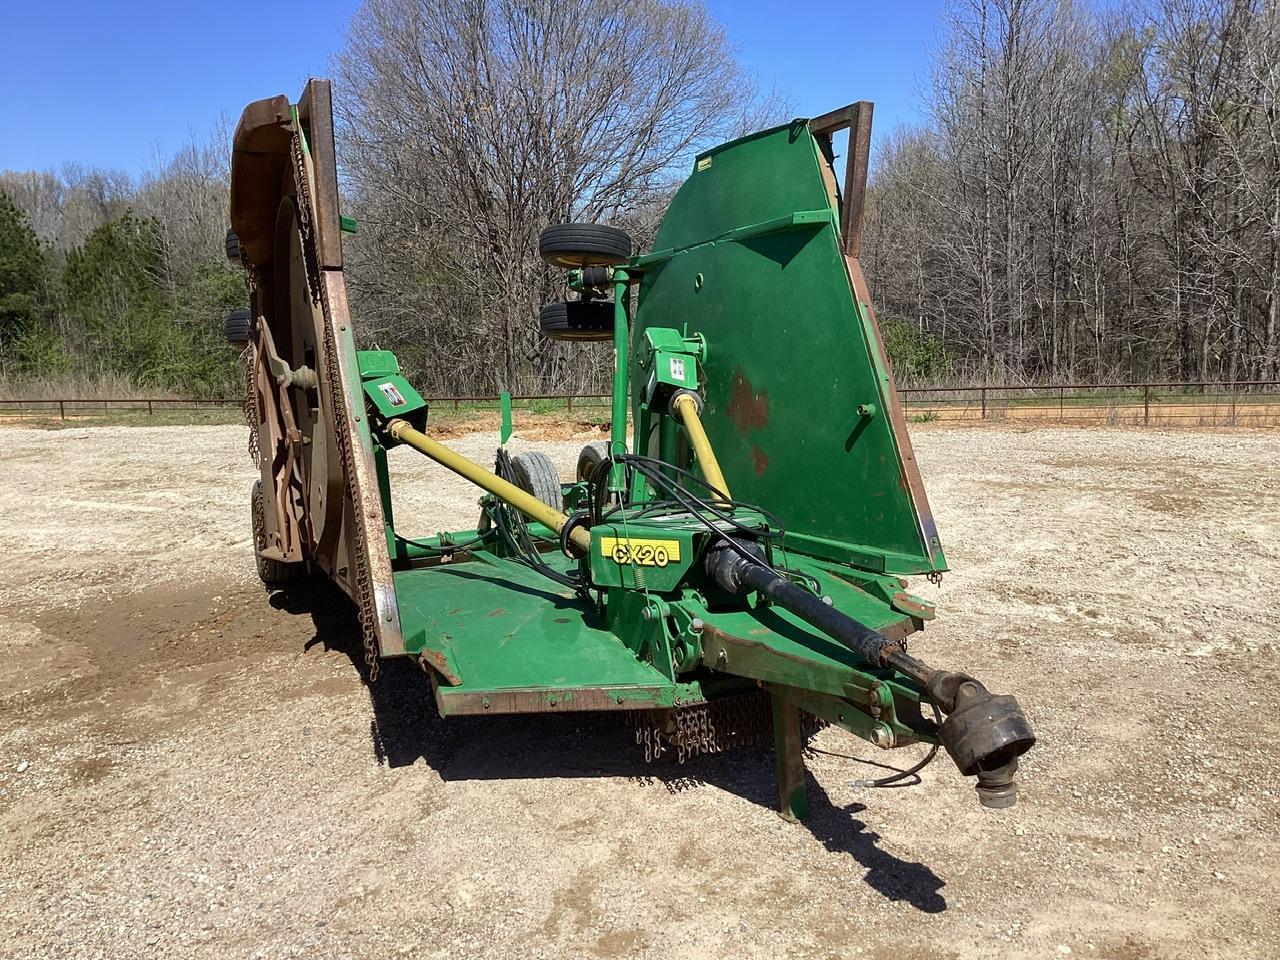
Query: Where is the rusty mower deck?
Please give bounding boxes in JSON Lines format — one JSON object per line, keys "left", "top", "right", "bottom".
{"left": 226, "top": 81, "right": 1034, "bottom": 822}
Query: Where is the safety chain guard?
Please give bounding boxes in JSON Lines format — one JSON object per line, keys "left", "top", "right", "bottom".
{"left": 630, "top": 690, "right": 824, "bottom": 763}
{"left": 290, "top": 131, "right": 382, "bottom": 682}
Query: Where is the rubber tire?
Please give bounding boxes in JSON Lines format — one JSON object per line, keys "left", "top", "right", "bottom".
{"left": 576, "top": 441, "right": 609, "bottom": 482}
{"left": 226, "top": 228, "right": 242, "bottom": 266}
{"left": 251, "top": 480, "right": 305, "bottom": 587}
{"left": 538, "top": 223, "right": 632, "bottom": 268}
{"left": 539, "top": 300, "right": 614, "bottom": 342}
{"left": 226, "top": 307, "right": 252, "bottom": 347}
{"left": 511, "top": 451, "right": 565, "bottom": 513}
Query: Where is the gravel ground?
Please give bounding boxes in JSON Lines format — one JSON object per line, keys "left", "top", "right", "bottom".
{"left": 0, "top": 421, "right": 1277, "bottom": 960}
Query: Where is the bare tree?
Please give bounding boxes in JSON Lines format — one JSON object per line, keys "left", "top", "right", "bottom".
{"left": 333, "top": 0, "right": 782, "bottom": 394}
{"left": 865, "top": 0, "right": 1280, "bottom": 383}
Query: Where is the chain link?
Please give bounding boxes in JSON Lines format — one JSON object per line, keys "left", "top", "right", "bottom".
{"left": 240, "top": 342, "right": 259, "bottom": 466}
{"left": 290, "top": 132, "right": 381, "bottom": 682}
{"left": 629, "top": 691, "right": 824, "bottom": 765}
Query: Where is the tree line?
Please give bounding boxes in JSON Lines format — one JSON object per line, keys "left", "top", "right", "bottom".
{"left": 864, "top": 0, "right": 1280, "bottom": 384}
{"left": 4, "top": 0, "right": 1277, "bottom": 397}
{"left": 0, "top": 138, "right": 243, "bottom": 395}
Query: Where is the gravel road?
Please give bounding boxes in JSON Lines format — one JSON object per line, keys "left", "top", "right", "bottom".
{"left": 0, "top": 421, "right": 1277, "bottom": 959}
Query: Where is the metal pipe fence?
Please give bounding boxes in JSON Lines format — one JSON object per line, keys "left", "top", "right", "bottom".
{"left": 897, "top": 380, "right": 1280, "bottom": 426}
{"left": 1, "top": 382, "right": 1278, "bottom": 426}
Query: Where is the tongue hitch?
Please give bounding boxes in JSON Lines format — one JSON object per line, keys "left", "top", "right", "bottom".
{"left": 706, "top": 539, "right": 1036, "bottom": 807}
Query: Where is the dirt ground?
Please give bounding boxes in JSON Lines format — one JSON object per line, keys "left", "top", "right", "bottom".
{"left": 0, "top": 419, "right": 1277, "bottom": 960}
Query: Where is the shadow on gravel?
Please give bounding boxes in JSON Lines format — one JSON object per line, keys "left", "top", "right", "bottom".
{"left": 267, "top": 576, "right": 947, "bottom": 913}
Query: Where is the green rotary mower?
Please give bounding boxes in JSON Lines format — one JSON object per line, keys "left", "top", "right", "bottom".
{"left": 226, "top": 80, "right": 1034, "bottom": 822}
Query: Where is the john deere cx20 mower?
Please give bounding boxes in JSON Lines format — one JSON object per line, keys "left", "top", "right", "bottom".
{"left": 225, "top": 80, "right": 1034, "bottom": 820}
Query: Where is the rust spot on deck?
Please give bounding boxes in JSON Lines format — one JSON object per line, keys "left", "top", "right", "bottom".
{"left": 726, "top": 368, "right": 769, "bottom": 434}
{"left": 751, "top": 445, "right": 769, "bottom": 476}
{"left": 419, "top": 649, "right": 461, "bottom": 686}
{"left": 486, "top": 607, "right": 507, "bottom": 618}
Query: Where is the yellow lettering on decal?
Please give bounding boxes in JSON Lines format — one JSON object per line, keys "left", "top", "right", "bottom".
{"left": 598, "top": 536, "right": 681, "bottom": 568}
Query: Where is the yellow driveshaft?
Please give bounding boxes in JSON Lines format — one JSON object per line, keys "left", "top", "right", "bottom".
{"left": 671, "top": 393, "right": 731, "bottom": 502}
{"left": 386, "top": 419, "right": 592, "bottom": 554}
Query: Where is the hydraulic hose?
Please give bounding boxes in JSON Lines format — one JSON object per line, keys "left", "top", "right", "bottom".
{"left": 734, "top": 559, "right": 893, "bottom": 666}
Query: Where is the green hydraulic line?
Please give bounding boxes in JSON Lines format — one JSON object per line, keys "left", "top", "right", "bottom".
{"left": 609, "top": 268, "right": 631, "bottom": 492}
{"left": 386, "top": 419, "right": 591, "bottom": 555}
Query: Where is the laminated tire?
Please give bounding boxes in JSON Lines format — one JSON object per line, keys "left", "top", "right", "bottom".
{"left": 576, "top": 441, "right": 609, "bottom": 482}
{"left": 539, "top": 300, "right": 613, "bottom": 342}
{"left": 511, "top": 451, "right": 564, "bottom": 513}
{"left": 226, "top": 307, "right": 252, "bottom": 347}
{"left": 538, "top": 223, "right": 632, "bottom": 268}
{"left": 225, "top": 228, "right": 242, "bottom": 266}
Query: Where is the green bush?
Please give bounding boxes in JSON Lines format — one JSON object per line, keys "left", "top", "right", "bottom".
{"left": 880, "top": 314, "right": 952, "bottom": 383}
{"left": 0, "top": 190, "right": 54, "bottom": 369}
{"left": 60, "top": 213, "right": 240, "bottom": 395}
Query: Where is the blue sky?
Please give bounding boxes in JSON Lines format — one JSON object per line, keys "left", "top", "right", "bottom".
{"left": 0, "top": 0, "right": 945, "bottom": 176}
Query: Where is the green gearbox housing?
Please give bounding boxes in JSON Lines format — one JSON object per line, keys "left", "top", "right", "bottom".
{"left": 359, "top": 350, "right": 428, "bottom": 436}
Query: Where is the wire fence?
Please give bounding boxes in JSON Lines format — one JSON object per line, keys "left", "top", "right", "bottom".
{"left": 1, "top": 381, "right": 1278, "bottom": 426}
{"left": 897, "top": 380, "right": 1280, "bottom": 426}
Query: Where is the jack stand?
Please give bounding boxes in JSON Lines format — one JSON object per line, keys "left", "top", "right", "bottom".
{"left": 772, "top": 694, "right": 809, "bottom": 821}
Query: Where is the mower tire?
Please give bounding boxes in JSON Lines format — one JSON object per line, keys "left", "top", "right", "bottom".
{"left": 225, "top": 228, "right": 242, "bottom": 266}
{"left": 539, "top": 300, "right": 614, "bottom": 342}
{"left": 511, "top": 451, "right": 564, "bottom": 513}
{"left": 576, "top": 441, "right": 609, "bottom": 482}
{"left": 538, "top": 223, "right": 632, "bottom": 268}
{"left": 226, "top": 307, "right": 253, "bottom": 347}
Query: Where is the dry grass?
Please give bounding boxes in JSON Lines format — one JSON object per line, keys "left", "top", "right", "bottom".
{"left": 0, "top": 372, "right": 184, "bottom": 402}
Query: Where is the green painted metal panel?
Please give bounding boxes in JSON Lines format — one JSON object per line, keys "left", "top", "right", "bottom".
{"left": 392, "top": 553, "right": 676, "bottom": 709}
{"left": 588, "top": 522, "right": 695, "bottom": 591}
{"left": 499, "top": 390, "right": 513, "bottom": 444}
{"left": 356, "top": 349, "right": 400, "bottom": 379}
{"left": 632, "top": 123, "right": 944, "bottom": 575}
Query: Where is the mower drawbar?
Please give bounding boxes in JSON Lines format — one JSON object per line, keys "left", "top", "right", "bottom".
{"left": 704, "top": 539, "right": 1036, "bottom": 807}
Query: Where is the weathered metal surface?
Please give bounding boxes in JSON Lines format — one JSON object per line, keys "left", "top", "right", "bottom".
{"left": 631, "top": 121, "right": 948, "bottom": 577}
{"left": 436, "top": 683, "right": 672, "bottom": 717}
{"left": 230, "top": 80, "right": 404, "bottom": 662}
{"left": 295, "top": 81, "right": 344, "bottom": 270}
{"left": 772, "top": 694, "right": 809, "bottom": 821}
{"left": 394, "top": 552, "right": 676, "bottom": 708}
{"left": 809, "top": 100, "right": 874, "bottom": 258}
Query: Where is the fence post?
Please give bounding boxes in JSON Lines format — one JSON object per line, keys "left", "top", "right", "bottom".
{"left": 1229, "top": 383, "right": 1237, "bottom": 426}
{"left": 980, "top": 386, "right": 987, "bottom": 420}
{"left": 567, "top": 395, "right": 574, "bottom": 414}
{"left": 147, "top": 399, "right": 153, "bottom": 416}
{"left": 1059, "top": 385, "right": 1064, "bottom": 420}
{"left": 1143, "top": 385, "right": 1150, "bottom": 425}
{"left": 59, "top": 400, "right": 66, "bottom": 421}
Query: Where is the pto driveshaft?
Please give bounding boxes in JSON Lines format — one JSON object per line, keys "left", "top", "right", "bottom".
{"left": 386, "top": 419, "right": 592, "bottom": 554}
{"left": 705, "top": 539, "right": 1036, "bottom": 806}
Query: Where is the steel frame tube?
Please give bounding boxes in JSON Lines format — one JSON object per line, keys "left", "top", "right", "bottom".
{"left": 609, "top": 269, "right": 631, "bottom": 492}
{"left": 386, "top": 419, "right": 591, "bottom": 554}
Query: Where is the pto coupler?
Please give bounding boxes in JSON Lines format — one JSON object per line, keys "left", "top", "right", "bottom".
{"left": 705, "top": 539, "right": 1036, "bottom": 807}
